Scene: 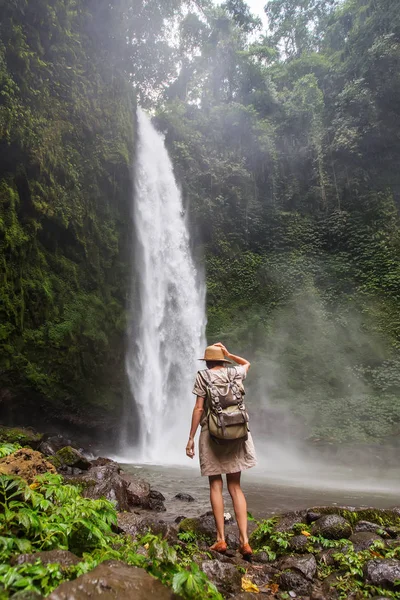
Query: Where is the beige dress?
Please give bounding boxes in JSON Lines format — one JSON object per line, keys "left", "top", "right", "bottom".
{"left": 192, "top": 366, "right": 257, "bottom": 477}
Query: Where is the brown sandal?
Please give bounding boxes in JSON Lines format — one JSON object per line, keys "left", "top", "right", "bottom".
{"left": 239, "top": 543, "right": 253, "bottom": 559}
{"left": 210, "top": 540, "right": 227, "bottom": 554}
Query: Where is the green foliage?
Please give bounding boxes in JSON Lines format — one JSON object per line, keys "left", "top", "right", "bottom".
{"left": 0, "top": 0, "right": 135, "bottom": 426}
{"left": 0, "top": 473, "right": 117, "bottom": 561}
{"left": 250, "top": 517, "right": 294, "bottom": 560}
{"left": 0, "top": 443, "right": 21, "bottom": 458}
{"left": 0, "top": 440, "right": 222, "bottom": 599}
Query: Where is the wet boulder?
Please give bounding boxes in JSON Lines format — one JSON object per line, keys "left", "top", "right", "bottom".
{"left": 178, "top": 515, "right": 216, "bottom": 543}
{"left": 146, "top": 489, "right": 166, "bottom": 511}
{"left": 81, "top": 463, "right": 131, "bottom": 511}
{"left": 311, "top": 514, "right": 352, "bottom": 540}
{"left": 253, "top": 550, "right": 271, "bottom": 564}
{"left": 279, "top": 569, "right": 311, "bottom": 595}
{"left": 174, "top": 492, "right": 195, "bottom": 502}
{"left": 364, "top": 559, "right": 400, "bottom": 589}
{"left": 124, "top": 475, "right": 151, "bottom": 507}
{"left": 12, "top": 550, "right": 80, "bottom": 569}
{"left": 0, "top": 448, "right": 56, "bottom": 483}
{"left": 10, "top": 592, "right": 43, "bottom": 600}
{"left": 354, "top": 520, "right": 382, "bottom": 534}
{"left": 0, "top": 426, "right": 43, "bottom": 449}
{"left": 349, "top": 531, "right": 383, "bottom": 552}
{"left": 39, "top": 434, "right": 74, "bottom": 455}
{"left": 47, "top": 560, "right": 178, "bottom": 599}
{"left": 116, "top": 512, "right": 143, "bottom": 538}
{"left": 289, "top": 534, "right": 310, "bottom": 552}
{"left": 136, "top": 516, "right": 178, "bottom": 543}
{"left": 201, "top": 560, "right": 242, "bottom": 595}
{"left": 278, "top": 554, "right": 317, "bottom": 580}
{"left": 274, "top": 510, "right": 307, "bottom": 533}
{"left": 55, "top": 447, "right": 91, "bottom": 471}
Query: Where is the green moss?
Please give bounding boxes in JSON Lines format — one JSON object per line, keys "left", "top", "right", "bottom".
{"left": 0, "top": 426, "right": 42, "bottom": 448}
{"left": 308, "top": 506, "right": 400, "bottom": 527}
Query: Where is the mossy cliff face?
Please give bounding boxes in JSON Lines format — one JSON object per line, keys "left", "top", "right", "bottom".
{"left": 0, "top": 1, "right": 135, "bottom": 433}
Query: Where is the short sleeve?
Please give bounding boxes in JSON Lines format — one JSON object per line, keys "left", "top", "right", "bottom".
{"left": 192, "top": 371, "right": 207, "bottom": 397}
{"left": 234, "top": 365, "right": 247, "bottom": 381}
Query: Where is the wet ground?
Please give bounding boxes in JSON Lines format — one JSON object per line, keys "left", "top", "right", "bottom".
{"left": 121, "top": 462, "right": 400, "bottom": 520}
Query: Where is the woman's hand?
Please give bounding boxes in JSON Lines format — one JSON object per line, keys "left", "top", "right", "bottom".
{"left": 186, "top": 438, "right": 195, "bottom": 459}
{"left": 214, "top": 342, "right": 229, "bottom": 356}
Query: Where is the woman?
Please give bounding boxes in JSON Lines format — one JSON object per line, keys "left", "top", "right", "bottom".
{"left": 186, "top": 342, "right": 257, "bottom": 558}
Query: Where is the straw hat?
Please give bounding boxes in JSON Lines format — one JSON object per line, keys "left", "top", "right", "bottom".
{"left": 199, "top": 344, "right": 230, "bottom": 362}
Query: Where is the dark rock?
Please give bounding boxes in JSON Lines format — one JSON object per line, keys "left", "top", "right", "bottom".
{"left": 47, "top": 560, "right": 177, "bottom": 599}
{"left": 178, "top": 515, "right": 216, "bottom": 543}
{"left": 322, "top": 572, "right": 342, "bottom": 596}
{"left": 10, "top": 592, "right": 43, "bottom": 600}
{"left": 0, "top": 448, "right": 56, "bottom": 483}
{"left": 289, "top": 534, "right": 310, "bottom": 552}
{"left": 174, "top": 516, "right": 186, "bottom": 524}
{"left": 56, "top": 447, "right": 91, "bottom": 471}
{"left": 12, "top": 550, "right": 80, "bottom": 568}
{"left": 385, "top": 539, "right": 400, "bottom": 550}
{"left": 354, "top": 520, "right": 381, "bottom": 534}
{"left": 279, "top": 554, "right": 317, "bottom": 580}
{"left": 147, "top": 489, "right": 166, "bottom": 511}
{"left": 174, "top": 492, "right": 195, "bottom": 502}
{"left": 385, "top": 525, "right": 400, "bottom": 538}
{"left": 364, "top": 558, "right": 400, "bottom": 589}
{"left": 310, "top": 581, "right": 331, "bottom": 600}
{"left": 279, "top": 569, "right": 311, "bottom": 595}
{"left": 0, "top": 426, "right": 43, "bottom": 450}
{"left": 41, "top": 434, "right": 73, "bottom": 454}
{"left": 253, "top": 550, "right": 271, "bottom": 564}
{"left": 225, "top": 530, "right": 239, "bottom": 550}
{"left": 124, "top": 475, "right": 151, "bottom": 507}
{"left": 311, "top": 514, "right": 352, "bottom": 540}
{"left": 116, "top": 513, "right": 142, "bottom": 537}
{"left": 201, "top": 560, "right": 242, "bottom": 595}
{"left": 246, "top": 563, "right": 277, "bottom": 588}
{"left": 136, "top": 516, "right": 178, "bottom": 543}
{"left": 91, "top": 457, "right": 119, "bottom": 468}
{"left": 81, "top": 463, "right": 131, "bottom": 511}
{"left": 275, "top": 510, "right": 307, "bottom": 533}
{"left": 307, "top": 510, "right": 323, "bottom": 524}
{"left": 317, "top": 548, "right": 338, "bottom": 567}
{"left": 349, "top": 531, "right": 383, "bottom": 551}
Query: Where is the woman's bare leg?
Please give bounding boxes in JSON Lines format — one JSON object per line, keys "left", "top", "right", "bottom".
{"left": 209, "top": 475, "right": 225, "bottom": 542}
{"left": 226, "top": 471, "right": 248, "bottom": 545}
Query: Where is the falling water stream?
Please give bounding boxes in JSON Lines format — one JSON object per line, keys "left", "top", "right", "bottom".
{"left": 124, "top": 109, "right": 206, "bottom": 463}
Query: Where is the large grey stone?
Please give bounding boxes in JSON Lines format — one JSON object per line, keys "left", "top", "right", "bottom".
{"left": 201, "top": 560, "right": 242, "bottom": 595}
{"left": 349, "top": 531, "right": 383, "bottom": 552}
{"left": 12, "top": 550, "right": 80, "bottom": 568}
{"left": 47, "top": 560, "right": 178, "bottom": 599}
{"left": 289, "top": 534, "right": 310, "bottom": 552}
{"left": 311, "top": 514, "right": 352, "bottom": 540}
{"left": 354, "top": 520, "right": 381, "bottom": 534}
{"left": 279, "top": 569, "right": 311, "bottom": 595}
{"left": 279, "top": 553, "right": 317, "bottom": 580}
{"left": 364, "top": 559, "right": 400, "bottom": 589}
{"left": 82, "top": 463, "right": 131, "bottom": 511}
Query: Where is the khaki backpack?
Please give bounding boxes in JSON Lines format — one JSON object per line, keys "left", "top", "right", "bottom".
{"left": 200, "top": 367, "right": 249, "bottom": 444}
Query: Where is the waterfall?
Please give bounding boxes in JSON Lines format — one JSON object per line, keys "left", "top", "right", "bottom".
{"left": 124, "top": 108, "right": 206, "bottom": 463}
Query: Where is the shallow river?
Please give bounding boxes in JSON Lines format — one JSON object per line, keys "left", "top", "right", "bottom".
{"left": 121, "top": 461, "right": 400, "bottom": 521}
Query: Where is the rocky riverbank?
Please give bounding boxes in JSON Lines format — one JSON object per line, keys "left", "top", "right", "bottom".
{"left": 0, "top": 426, "right": 399, "bottom": 599}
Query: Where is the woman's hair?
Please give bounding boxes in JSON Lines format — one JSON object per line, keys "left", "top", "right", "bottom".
{"left": 206, "top": 360, "right": 226, "bottom": 369}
